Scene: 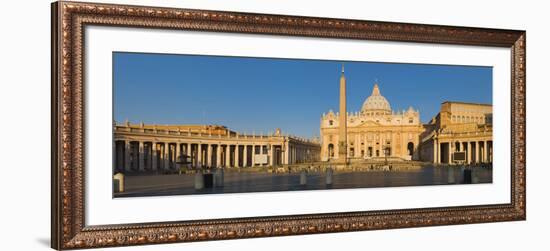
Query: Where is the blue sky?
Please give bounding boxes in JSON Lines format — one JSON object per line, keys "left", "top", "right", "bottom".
{"left": 113, "top": 52, "right": 492, "bottom": 138}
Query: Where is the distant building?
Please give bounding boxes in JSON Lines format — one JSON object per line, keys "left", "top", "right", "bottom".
{"left": 113, "top": 122, "right": 320, "bottom": 173}
{"left": 320, "top": 66, "right": 492, "bottom": 164}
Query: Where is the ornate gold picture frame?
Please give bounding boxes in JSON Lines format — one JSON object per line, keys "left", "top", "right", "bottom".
{"left": 51, "top": 1, "right": 526, "bottom": 249}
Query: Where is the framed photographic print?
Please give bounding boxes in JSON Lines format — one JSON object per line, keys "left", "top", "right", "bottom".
{"left": 51, "top": 1, "right": 526, "bottom": 249}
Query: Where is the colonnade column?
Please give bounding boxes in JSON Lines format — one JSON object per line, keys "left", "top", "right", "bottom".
{"left": 115, "top": 141, "right": 123, "bottom": 171}
{"left": 197, "top": 143, "right": 202, "bottom": 168}
{"left": 164, "top": 143, "right": 169, "bottom": 170}
{"left": 289, "top": 143, "right": 293, "bottom": 165}
{"left": 269, "top": 145, "right": 274, "bottom": 166}
{"left": 292, "top": 147, "right": 298, "bottom": 164}
{"left": 216, "top": 144, "right": 222, "bottom": 168}
{"left": 139, "top": 141, "right": 145, "bottom": 171}
{"left": 433, "top": 139, "right": 437, "bottom": 164}
{"left": 243, "top": 145, "right": 248, "bottom": 167}
{"left": 467, "top": 142, "right": 472, "bottom": 164}
{"left": 207, "top": 144, "right": 212, "bottom": 167}
{"left": 176, "top": 143, "right": 181, "bottom": 163}
{"left": 251, "top": 144, "right": 256, "bottom": 166}
{"left": 487, "top": 141, "right": 493, "bottom": 163}
{"left": 483, "top": 141, "right": 489, "bottom": 163}
{"left": 151, "top": 142, "right": 157, "bottom": 171}
{"left": 124, "top": 140, "right": 131, "bottom": 171}
{"left": 448, "top": 141, "right": 452, "bottom": 164}
{"left": 234, "top": 144, "right": 239, "bottom": 167}
{"left": 184, "top": 143, "right": 190, "bottom": 164}
{"left": 436, "top": 141, "right": 441, "bottom": 164}
{"left": 112, "top": 141, "right": 116, "bottom": 172}
{"left": 479, "top": 141, "right": 487, "bottom": 163}
{"left": 283, "top": 145, "right": 287, "bottom": 165}
{"left": 225, "top": 145, "right": 231, "bottom": 168}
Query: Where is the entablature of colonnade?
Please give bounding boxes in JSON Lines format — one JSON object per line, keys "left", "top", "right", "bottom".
{"left": 115, "top": 133, "right": 285, "bottom": 145}
{"left": 436, "top": 136, "right": 493, "bottom": 142}
{"left": 286, "top": 138, "right": 322, "bottom": 148}
{"left": 114, "top": 128, "right": 319, "bottom": 146}
{"left": 436, "top": 130, "right": 492, "bottom": 140}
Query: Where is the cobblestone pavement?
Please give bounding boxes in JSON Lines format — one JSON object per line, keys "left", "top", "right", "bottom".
{"left": 115, "top": 166, "right": 492, "bottom": 198}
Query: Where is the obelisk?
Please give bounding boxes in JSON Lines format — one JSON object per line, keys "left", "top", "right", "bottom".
{"left": 338, "top": 64, "right": 348, "bottom": 163}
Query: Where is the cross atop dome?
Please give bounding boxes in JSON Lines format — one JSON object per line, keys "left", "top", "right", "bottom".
{"left": 371, "top": 83, "right": 381, "bottom": 96}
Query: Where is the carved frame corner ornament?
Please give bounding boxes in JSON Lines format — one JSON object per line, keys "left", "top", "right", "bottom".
{"left": 51, "top": 1, "right": 526, "bottom": 250}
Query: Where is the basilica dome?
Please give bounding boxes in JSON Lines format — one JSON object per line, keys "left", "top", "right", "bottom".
{"left": 361, "top": 83, "right": 391, "bottom": 115}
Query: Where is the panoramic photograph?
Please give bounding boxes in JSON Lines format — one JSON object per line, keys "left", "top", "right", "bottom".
{"left": 112, "top": 52, "right": 493, "bottom": 198}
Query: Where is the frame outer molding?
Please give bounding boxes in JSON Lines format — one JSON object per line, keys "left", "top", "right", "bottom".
{"left": 51, "top": 1, "right": 526, "bottom": 250}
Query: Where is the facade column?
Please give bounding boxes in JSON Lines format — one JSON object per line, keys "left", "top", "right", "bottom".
{"left": 207, "top": 144, "right": 213, "bottom": 167}
{"left": 234, "top": 144, "right": 240, "bottom": 167}
{"left": 197, "top": 143, "right": 202, "bottom": 168}
{"left": 363, "top": 134, "right": 367, "bottom": 158}
{"left": 124, "top": 140, "right": 131, "bottom": 172}
{"left": 164, "top": 142, "right": 170, "bottom": 170}
{"left": 356, "top": 134, "right": 360, "bottom": 157}
{"left": 216, "top": 144, "right": 222, "bottom": 168}
{"left": 243, "top": 145, "right": 248, "bottom": 167}
{"left": 139, "top": 141, "right": 145, "bottom": 171}
{"left": 225, "top": 145, "right": 231, "bottom": 168}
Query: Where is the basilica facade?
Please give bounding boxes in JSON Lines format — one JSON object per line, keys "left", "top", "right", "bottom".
{"left": 320, "top": 67, "right": 424, "bottom": 162}
{"left": 320, "top": 67, "right": 493, "bottom": 165}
